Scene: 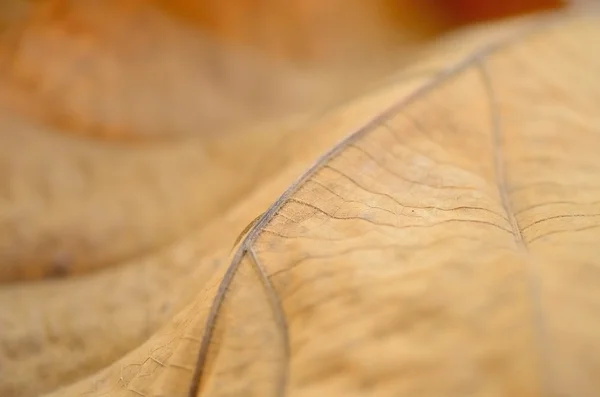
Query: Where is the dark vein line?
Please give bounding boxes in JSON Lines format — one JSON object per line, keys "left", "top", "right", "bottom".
{"left": 247, "top": 247, "right": 290, "bottom": 397}
{"left": 268, "top": 245, "right": 407, "bottom": 279}
{"left": 528, "top": 224, "right": 600, "bottom": 244}
{"left": 379, "top": 120, "right": 432, "bottom": 157}
{"left": 263, "top": 215, "right": 514, "bottom": 240}
{"left": 261, "top": 212, "right": 514, "bottom": 243}
{"left": 275, "top": 236, "right": 513, "bottom": 300}
{"left": 187, "top": 247, "right": 248, "bottom": 397}
{"left": 477, "top": 60, "right": 554, "bottom": 396}
{"left": 285, "top": 197, "right": 395, "bottom": 227}
{"left": 307, "top": 178, "right": 399, "bottom": 217}
{"left": 267, "top": 232, "right": 513, "bottom": 280}
{"left": 275, "top": 212, "right": 297, "bottom": 223}
{"left": 322, "top": 164, "right": 421, "bottom": 212}
{"left": 396, "top": 107, "right": 437, "bottom": 142}
{"left": 260, "top": 228, "right": 350, "bottom": 242}
{"left": 286, "top": 197, "right": 513, "bottom": 234}
{"left": 521, "top": 213, "right": 600, "bottom": 232}
{"left": 322, "top": 163, "right": 509, "bottom": 222}
{"left": 379, "top": 121, "right": 462, "bottom": 171}
{"left": 345, "top": 141, "right": 478, "bottom": 193}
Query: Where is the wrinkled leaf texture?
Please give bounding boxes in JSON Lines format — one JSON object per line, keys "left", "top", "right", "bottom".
{"left": 1, "top": 4, "right": 600, "bottom": 397}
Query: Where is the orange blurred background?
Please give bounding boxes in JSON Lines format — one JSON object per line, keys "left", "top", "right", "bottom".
{"left": 0, "top": 0, "right": 568, "bottom": 142}
{"left": 156, "top": 0, "right": 566, "bottom": 63}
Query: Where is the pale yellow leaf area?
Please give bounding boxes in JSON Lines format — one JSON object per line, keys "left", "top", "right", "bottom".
{"left": 2, "top": 7, "right": 600, "bottom": 397}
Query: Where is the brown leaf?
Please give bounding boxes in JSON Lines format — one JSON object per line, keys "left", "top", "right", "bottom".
{"left": 2, "top": 4, "right": 600, "bottom": 397}
{"left": 185, "top": 11, "right": 600, "bottom": 397}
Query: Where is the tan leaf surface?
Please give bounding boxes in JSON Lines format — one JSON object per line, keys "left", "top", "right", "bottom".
{"left": 2, "top": 4, "right": 600, "bottom": 397}
{"left": 191, "top": 12, "right": 600, "bottom": 397}
{"left": 216, "top": 12, "right": 599, "bottom": 397}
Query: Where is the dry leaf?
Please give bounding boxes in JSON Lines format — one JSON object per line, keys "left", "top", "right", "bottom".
{"left": 1, "top": 3, "right": 599, "bottom": 397}
{"left": 189, "top": 11, "right": 600, "bottom": 397}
